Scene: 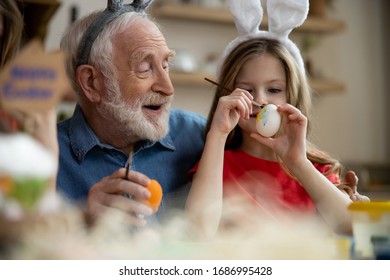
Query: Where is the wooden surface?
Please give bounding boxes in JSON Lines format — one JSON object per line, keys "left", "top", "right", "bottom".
{"left": 152, "top": 3, "right": 346, "bottom": 33}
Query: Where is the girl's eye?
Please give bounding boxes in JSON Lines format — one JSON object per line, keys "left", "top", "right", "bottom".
{"left": 245, "top": 89, "right": 253, "bottom": 94}
{"left": 268, "top": 88, "right": 281, "bottom": 94}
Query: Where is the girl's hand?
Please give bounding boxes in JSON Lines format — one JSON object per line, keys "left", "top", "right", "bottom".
{"left": 341, "top": 170, "right": 370, "bottom": 202}
{"left": 250, "top": 103, "right": 308, "bottom": 166}
{"left": 210, "top": 89, "right": 253, "bottom": 135}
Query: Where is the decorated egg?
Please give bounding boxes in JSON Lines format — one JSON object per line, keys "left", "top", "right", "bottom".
{"left": 255, "top": 104, "right": 281, "bottom": 137}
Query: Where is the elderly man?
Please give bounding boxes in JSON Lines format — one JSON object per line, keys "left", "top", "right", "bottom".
{"left": 57, "top": 0, "right": 206, "bottom": 226}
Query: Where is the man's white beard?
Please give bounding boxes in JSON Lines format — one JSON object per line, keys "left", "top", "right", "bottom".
{"left": 97, "top": 78, "right": 172, "bottom": 142}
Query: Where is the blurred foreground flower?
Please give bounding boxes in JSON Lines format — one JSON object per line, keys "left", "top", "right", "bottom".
{"left": 0, "top": 133, "right": 56, "bottom": 211}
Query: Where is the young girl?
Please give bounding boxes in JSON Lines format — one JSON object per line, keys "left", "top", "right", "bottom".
{"left": 185, "top": 0, "right": 355, "bottom": 239}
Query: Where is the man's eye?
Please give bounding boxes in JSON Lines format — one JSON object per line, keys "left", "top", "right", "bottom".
{"left": 137, "top": 62, "right": 151, "bottom": 73}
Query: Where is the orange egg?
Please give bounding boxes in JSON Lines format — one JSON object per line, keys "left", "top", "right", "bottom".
{"left": 137, "top": 179, "right": 163, "bottom": 213}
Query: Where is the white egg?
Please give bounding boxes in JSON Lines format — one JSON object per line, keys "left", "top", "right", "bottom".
{"left": 255, "top": 104, "right": 281, "bottom": 137}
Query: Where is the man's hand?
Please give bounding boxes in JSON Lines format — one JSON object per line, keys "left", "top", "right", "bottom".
{"left": 84, "top": 168, "right": 154, "bottom": 226}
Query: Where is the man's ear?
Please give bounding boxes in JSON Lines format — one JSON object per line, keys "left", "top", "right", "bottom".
{"left": 76, "top": 65, "right": 104, "bottom": 103}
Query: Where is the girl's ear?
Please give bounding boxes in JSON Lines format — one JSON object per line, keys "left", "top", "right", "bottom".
{"left": 76, "top": 65, "right": 104, "bottom": 103}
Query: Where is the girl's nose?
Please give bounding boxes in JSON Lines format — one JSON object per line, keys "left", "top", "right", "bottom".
{"left": 254, "top": 91, "right": 268, "bottom": 106}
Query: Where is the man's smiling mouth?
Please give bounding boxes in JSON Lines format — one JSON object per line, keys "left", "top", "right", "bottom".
{"left": 144, "top": 104, "right": 162, "bottom": 110}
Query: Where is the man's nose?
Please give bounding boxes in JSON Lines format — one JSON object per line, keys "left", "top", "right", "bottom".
{"left": 152, "top": 69, "right": 174, "bottom": 96}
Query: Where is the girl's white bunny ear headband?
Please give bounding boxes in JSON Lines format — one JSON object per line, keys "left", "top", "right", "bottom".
{"left": 218, "top": 0, "right": 309, "bottom": 78}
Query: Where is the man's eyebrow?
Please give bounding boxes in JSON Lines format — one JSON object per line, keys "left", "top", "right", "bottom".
{"left": 167, "top": 50, "right": 176, "bottom": 60}
{"left": 131, "top": 51, "right": 152, "bottom": 62}
{"left": 131, "top": 49, "right": 176, "bottom": 62}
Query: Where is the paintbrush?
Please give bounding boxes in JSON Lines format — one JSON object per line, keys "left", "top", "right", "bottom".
{"left": 124, "top": 144, "right": 134, "bottom": 180}
{"left": 204, "top": 77, "right": 264, "bottom": 108}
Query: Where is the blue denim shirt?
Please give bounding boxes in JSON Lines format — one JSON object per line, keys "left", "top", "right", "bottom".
{"left": 56, "top": 105, "right": 206, "bottom": 220}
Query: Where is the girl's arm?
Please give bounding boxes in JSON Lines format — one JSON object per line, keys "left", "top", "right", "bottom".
{"left": 251, "top": 104, "right": 352, "bottom": 234}
{"left": 185, "top": 90, "right": 253, "bottom": 240}
{"left": 289, "top": 158, "right": 352, "bottom": 234}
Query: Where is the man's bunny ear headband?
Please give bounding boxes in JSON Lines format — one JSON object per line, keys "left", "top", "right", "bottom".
{"left": 76, "top": 0, "right": 154, "bottom": 67}
{"left": 218, "top": 0, "right": 309, "bottom": 78}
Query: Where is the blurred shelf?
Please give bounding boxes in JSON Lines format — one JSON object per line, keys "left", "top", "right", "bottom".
{"left": 17, "top": 0, "right": 61, "bottom": 42}
{"left": 310, "top": 79, "right": 345, "bottom": 93}
{"left": 152, "top": 3, "right": 346, "bottom": 33}
{"left": 170, "top": 71, "right": 345, "bottom": 94}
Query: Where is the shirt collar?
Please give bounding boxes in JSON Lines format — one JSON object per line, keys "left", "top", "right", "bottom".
{"left": 69, "top": 104, "right": 175, "bottom": 162}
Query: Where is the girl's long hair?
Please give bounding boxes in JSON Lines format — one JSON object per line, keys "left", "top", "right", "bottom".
{"left": 0, "top": 0, "right": 23, "bottom": 68}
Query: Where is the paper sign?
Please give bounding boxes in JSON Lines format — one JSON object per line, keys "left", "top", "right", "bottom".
{"left": 0, "top": 40, "right": 69, "bottom": 112}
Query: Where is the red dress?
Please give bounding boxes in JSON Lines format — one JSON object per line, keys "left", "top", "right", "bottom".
{"left": 190, "top": 148, "right": 340, "bottom": 217}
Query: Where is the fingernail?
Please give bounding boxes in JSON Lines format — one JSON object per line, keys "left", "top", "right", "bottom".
{"left": 143, "top": 190, "right": 151, "bottom": 199}
{"left": 145, "top": 207, "right": 153, "bottom": 215}
{"left": 139, "top": 206, "right": 153, "bottom": 216}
